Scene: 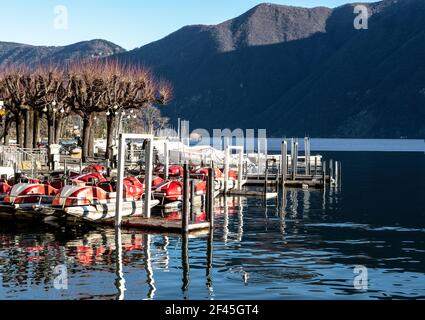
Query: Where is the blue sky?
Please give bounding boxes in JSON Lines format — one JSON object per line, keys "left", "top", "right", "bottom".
{"left": 0, "top": 0, "right": 375, "bottom": 50}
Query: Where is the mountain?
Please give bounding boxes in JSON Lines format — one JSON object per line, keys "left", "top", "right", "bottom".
{"left": 117, "top": 0, "right": 425, "bottom": 138}
{"left": 0, "top": 39, "right": 125, "bottom": 67}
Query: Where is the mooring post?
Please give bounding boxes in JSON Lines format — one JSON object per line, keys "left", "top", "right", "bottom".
{"left": 79, "top": 159, "right": 83, "bottom": 174}
{"left": 257, "top": 137, "right": 261, "bottom": 179}
{"left": 237, "top": 148, "right": 243, "bottom": 191}
{"left": 207, "top": 164, "right": 215, "bottom": 231}
{"left": 243, "top": 160, "right": 248, "bottom": 181}
{"left": 304, "top": 137, "right": 311, "bottom": 176}
{"left": 182, "top": 163, "right": 190, "bottom": 234}
{"left": 330, "top": 159, "right": 334, "bottom": 183}
{"left": 64, "top": 159, "right": 67, "bottom": 176}
{"left": 115, "top": 133, "right": 126, "bottom": 227}
{"left": 281, "top": 140, "right": 287, "bottom": 187}
{"left": 339, "top": 162, "right": 342, "bottom": 186}
{"left": 164, "top": 141, "right": 169, "bottom": 180}
{"left": 144, "top": 139, "right": 154, "bottom": 219}
{"left": 314, "top": 157, "right": 318, "bottom": 176}
{"left": 190, "top": 179, "right": 196, "bottom": 221}
{"left": 335, "top": 161, "right": 339, "bottom": 187}
{"left": 264, "top": 159, "right": 269, "bottom": 196}
{"left": 322, "top": 160, "right": 327, "bottom": 185}
{"left": 224, "top": 144, "right": 230, "bottom": 194}
{"left": 292, "top": 141, "right": 298, "bottom": 181}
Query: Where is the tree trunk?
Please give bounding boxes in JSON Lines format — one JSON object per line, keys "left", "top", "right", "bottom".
{"left": 32, "top": 111, "right": 40, "bottom": 148}
{"left": 105, "top": 114, "right": 117, "bottom": 161}
{"left": 3, "top": 116, "right": 12, "bottom": 146}
{"left": 16, "top": 113, "right": 25, "bottom": 147}
{"left": 88, "top": 116, "right": 95, "bottom": 158}
{"left": 24, "top": 110, "right": 34, "bottom": 149}
{"left": 47, "top": 113, "right": 55, "bottom": 147}
{"left": 82, "top": 115, "right": 92, "bottom": 162}
{"left": 54, "top": 117, "right": 64, "bottom": 144}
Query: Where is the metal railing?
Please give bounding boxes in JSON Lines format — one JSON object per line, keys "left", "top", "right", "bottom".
{"left": 0, "top": 146, "right": 48, "bottom": 175}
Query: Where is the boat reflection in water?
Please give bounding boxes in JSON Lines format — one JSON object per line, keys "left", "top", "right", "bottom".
{"left": 0, "top": 189, "right": 329, "bottom": 300}
{"left": 0, "top": 165, "right": 423, "bottom": 300}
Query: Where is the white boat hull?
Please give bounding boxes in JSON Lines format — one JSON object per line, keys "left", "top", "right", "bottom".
{"left": 65, "top": 199, "right": 160, "bottom": 222}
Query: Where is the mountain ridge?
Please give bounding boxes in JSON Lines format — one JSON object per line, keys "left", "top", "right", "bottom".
{"left": 0, "top": 0, "right": 424, "bottom": 138}
{"left": 116, "top": 0, "right": 425, "bottom": 138}
{"left": 0, "top": 39, "right": 125, "bottom": 67}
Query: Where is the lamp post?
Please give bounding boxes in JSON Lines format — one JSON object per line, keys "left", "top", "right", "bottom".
{"left": 44, "top": 100, "right": 58, "bottom": 169}
{"left": 0, "top": 101, "right": 4, "bottom": 145}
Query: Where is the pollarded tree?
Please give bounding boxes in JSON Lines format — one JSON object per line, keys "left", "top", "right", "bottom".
{"left": 0, "top": 66, "right": 46, "bottom": 148}
{"left": 102, "top": 62, "right": 172, "bottom": 161}
{"left": 67, "top": 61, "right": 108, "bottom": 161}
{"left": 36, "top": 67, "right": 74, "bottom": 146}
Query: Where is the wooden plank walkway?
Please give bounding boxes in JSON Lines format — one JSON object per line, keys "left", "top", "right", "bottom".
{"left": 107, "top": 216, "right": 211, "bottom": 232}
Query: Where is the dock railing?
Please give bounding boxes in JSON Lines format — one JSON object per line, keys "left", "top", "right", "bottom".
{"left": 0, "top": 145, "right": 48, "bottom": 176}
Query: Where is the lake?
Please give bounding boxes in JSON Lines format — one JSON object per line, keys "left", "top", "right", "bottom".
{"left": 0, "top": 140, "right": 424, "bottom": 299}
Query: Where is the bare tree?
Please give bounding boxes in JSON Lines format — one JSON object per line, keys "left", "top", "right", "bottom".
{"left": 137, "top": 103, "right": 169, "bottom": 134}
{"left": 0, "top": 60, "right": 172, "bottom": 162}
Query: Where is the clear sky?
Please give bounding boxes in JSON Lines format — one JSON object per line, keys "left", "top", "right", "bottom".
{"left": 0, "top": 0, "right": 376, "bottom": 50}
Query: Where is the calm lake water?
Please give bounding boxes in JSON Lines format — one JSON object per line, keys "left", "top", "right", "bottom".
{"left": 0, "top": 140, "right": 424, "bottom": 300}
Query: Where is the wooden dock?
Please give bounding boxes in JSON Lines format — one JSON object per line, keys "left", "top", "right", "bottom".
{"left": 108, "top": 216, "right": 210, "bottom": 232}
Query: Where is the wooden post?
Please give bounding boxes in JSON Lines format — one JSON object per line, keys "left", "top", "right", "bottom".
{"left": 243, "top": 160, "right": 248, "bottom": 181}
{"left": 190, "top": 179, "right": 196, "bottom": 221}
{"left": 304, "top": 137, "right": 311, "bottom": 176}
{"left": 144, "top": 139, "right": 154, "bottom": 219}
{"left": 115, "top": 133, "right": 125, "bottom": 227}
{"left": 314, "top": 157, "right": 318, "bottom": 176}
{"left": 164, "top": 141, "right": 169, "bottom": 180}
{"left": 264, "top": 159, "right": 269, "bottom": 196}
{"left": 177, "top": 118, "right": 181, "bottom": 141}
{"left": 330, "top": 159, "right": 334, "bottom": 183}
{"left": 257, "top": 137, "right": 261, "bottom": 179}
{"left": 281, "top": 140, "right": 287, "bottom": 187}
{"left": 322, "top": 161, "right": 327, "bottom": 185}
{"left": 292, "top": 141, "right": 298, "bottom": 181}
{"left": 207, "top": 165, "right": 215, "bottom": 231}
{"left": 339, "top": 162, "right": 342, "bottom": 186}
{"left": 224, "top": 144, "right": 229, "bottom": 194}
{"left": 182, "top": 163, "right": 190, "bottom": 234}
{"left": 335, "top": 161, "right": 339, "bottom": 187}
{"left": 79, "top": 159, "right": 83, "bottom": 174}
{"left": 237, "top": 148, "right": 243, "bottom": 191}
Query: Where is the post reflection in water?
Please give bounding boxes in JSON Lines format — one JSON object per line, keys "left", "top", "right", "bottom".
{"left": 222, "top": 196, "right": 229, "bottom": 243}
{"left": 143, "top": 234, "right": 156, "bottom": 300}
{"left": 163, "top": 236, "right": 170, "bottom": 271}
{"left": 181, "top": 233, "right": 190, "bottom": 298}
{"left": 303, "top": 189, "right": 310, "bottom": 217}
{"left": 279, "top": 189, "right": 287, "bottom": 241}
{"left": 289, "top": 190, "right": 298, "bottom": 218}
{"left": 114, "top": 227, "right": 126, "bottom": 301}
{"left": 236, "top": 197, "right": 244, "bottom": 243}
{"left": 206, "top": 229, "right": 214, "bottom": 297}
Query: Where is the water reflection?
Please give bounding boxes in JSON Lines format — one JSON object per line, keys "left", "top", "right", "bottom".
{"left": 114, "top": 227, "right": 125, "bottom": 300}
{"left": 1, "top": 152, "right": 425, "bottom": 300}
